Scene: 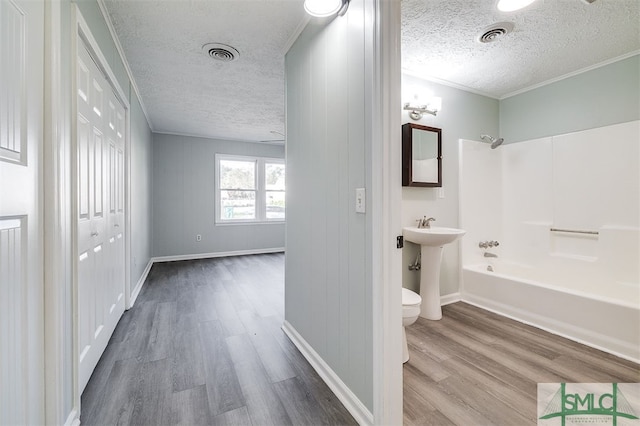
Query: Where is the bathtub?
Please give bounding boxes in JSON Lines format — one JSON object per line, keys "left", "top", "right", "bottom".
{"left": 461, "top": 261, "right": 640, "bottom": 363}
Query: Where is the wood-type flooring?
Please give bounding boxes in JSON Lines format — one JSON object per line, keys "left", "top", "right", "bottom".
{"left": 81, "top": 253, "right": 639, "bottom": 425}
{"left": 403, "top": 302, "right": 640, "bottom": 425}
{"left": 80, "top": 253, "right": 356, "bottom": 426}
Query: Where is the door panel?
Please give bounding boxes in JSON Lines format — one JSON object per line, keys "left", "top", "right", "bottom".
{"left": 0, "top": 0, "right": 45, "bottom": 423}
{"left": 77, "top": 40, "right": 125, "bottom": 393}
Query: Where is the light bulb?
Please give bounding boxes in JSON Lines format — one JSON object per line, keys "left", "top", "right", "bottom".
{"left": 496, "top": 0, "right": 537, "bottom": 12}
{"left": 304, "top": 0, "right": 342, "bottom": 17}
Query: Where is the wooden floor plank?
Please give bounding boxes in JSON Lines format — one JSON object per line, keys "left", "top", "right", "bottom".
{"left": 146, "top": 301, "right": 176, "bottom": 362}
{"left": 404, "top": 363, "right": 496, "bottom": 426}
{"left": 130, "top": 358, "right": 173, "bottom": 425}
{"left": 438, "top": 374, "right": 535, "bottom": 426}
{"left": 238, "top": 309, "right": 297, "bottom": 384}
{"left": 272, "top": 376, "right": 327, "bottom": 425}
{"left": 211, "top": 406, "right": 253, "bottom": 426}
{"left": 199, "top": 320, "right": 245, "bottom": 416}
{"left": 225, "top": 333, "right": 293, "bottom": 426}
{"left": 113, "top": 301, "right": 157, "bottom": 361}
{"left": 440, "top": 355, "right": 536, "bottom": 421}
{"left": 171, "top": 327, "right": 205, "bottom": 393}
{"left": 83, "top": 358, "right": 140, "bottom": 426}
{"left": 170, "top": 385, "right": 212, "bottom": 426}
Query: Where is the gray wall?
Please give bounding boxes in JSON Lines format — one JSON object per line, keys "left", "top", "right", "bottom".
{"left": 401, "top": 75, "right": 499, "bottom": 296}
{"left": 285, "top": 0, "right": 374, "bottom": 411}
{"left": 500, "top": 54, "right": 640, "bottom": 143}
{"left": 152, "top": 133, "right": 285, "bottom": 258}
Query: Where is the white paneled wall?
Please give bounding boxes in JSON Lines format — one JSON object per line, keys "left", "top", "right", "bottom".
{"left": 285, "top": 0, "right": 373, "bottom": 416}
{"left": 461, "top": 120, "right": 640, "bottom": 304}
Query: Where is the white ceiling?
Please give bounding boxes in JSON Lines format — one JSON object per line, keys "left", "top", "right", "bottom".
{"left": 102, "top": 0, "right": 639, "bottom": 143}
{"left": 102, "top": 0, "right": 306, "bottom": 143}
{"left": 402, "top": 0, "right": 640, "bottom": 98}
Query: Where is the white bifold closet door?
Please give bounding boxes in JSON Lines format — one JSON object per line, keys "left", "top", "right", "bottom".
{"left": 76, "top": 40, "right": 126, "bottom": 393}
{"left": 0, "top": 0, "right": 45, "bottom": 423}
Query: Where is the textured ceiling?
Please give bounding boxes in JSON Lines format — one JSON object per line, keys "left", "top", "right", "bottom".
{"left": 402, "top": 0, "right": 640, "bottom": 98}
{"left": 103, "top": 0, "right": 639, "bottom": 143}
{"left": 102, "top": 0, "right": 306, "bottom": 142}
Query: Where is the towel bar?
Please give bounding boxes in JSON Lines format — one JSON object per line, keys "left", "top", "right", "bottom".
{"left": 550, "top": 228, "right": 599, "bottom": 236}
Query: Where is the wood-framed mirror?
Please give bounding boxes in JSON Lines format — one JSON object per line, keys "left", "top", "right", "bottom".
{"left": 402, "top": 123, "right": 442, "bottom": 187}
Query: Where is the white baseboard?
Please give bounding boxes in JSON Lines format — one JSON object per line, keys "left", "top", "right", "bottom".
{"left": 64, "top": 408, "right": 79, "bottom": 426}
{"left": 282, "top": 321, "right": 374, "bottom": 426}
{"left": 441, "top": 292, "right": 461, "bottom": 306}
{"left": 128, "top": 259, "right": 153, "bottom": 309}
{"left": 152, "top": 247, "right": 285, "bottom": 263}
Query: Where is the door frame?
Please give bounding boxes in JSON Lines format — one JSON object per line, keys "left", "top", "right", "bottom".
{"left": 70, "top": 3, "right": 131, "bottom": 415}
{"left": 43, "top": 0, "right": 74, "bottom": 423}
{"left": 370, "top": 0, "right": 403, "bottom": 424}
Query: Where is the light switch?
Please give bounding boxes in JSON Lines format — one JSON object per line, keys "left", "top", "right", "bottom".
{"left": 355, "top": 188, "right": 366, "bottom": 213}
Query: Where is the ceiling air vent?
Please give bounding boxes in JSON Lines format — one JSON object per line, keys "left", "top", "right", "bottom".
{"left": 476, "top": 22, "right": 515, "bottom": 43}
{"left": 202, "top": 43, "right": 240, "bottom": 62}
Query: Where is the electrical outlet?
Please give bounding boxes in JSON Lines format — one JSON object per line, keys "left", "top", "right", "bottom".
{"left": 196, "top": 234, "right": 202, "bottom": 242}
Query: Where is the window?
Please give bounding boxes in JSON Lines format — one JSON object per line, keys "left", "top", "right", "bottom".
{"left": 215, "top": 154, "right": 285, "bottom": 223}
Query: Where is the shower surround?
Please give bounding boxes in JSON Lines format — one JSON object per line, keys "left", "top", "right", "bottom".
{"left": 459, "top": 120, "right": 640, "bottom": 362}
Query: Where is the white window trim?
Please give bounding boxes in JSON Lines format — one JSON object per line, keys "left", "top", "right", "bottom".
{"left": 215, "top": 154, "right": 285, "bottom": 225}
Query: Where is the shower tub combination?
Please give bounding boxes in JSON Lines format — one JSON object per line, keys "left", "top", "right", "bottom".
{"left": 462, "top": 259, "right": 640, "bottom": 362}
{"left": 458, "top": 121, "right": 640, "bottom": 363}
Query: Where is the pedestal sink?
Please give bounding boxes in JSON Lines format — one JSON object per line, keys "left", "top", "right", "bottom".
{"left": 403, "top": 226, "right": 466, "bottom": 320}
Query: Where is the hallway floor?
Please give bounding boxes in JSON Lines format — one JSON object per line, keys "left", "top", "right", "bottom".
{"left": 403, "top": 302, "right": 640, "bottom": 425}
{"left": 80, "top": 253, "right": 356, "bottom": 425}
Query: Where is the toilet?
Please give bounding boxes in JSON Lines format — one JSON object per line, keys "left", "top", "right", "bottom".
{"left": 402, "top": 287, "right": 422, "bottom": 363}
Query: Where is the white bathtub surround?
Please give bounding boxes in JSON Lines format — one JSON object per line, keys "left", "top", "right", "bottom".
{"left": 459, "top": 120, "right": 640, "bottom": 362}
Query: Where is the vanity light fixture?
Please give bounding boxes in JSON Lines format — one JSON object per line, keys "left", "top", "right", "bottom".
{"left": 304, "top": 0, "right": 350, "bottom": 17}
{"left": 496, "top": 0, "right": 538, "bottom": 12}
{"left": 403, "top": 97, "right": 442, "bottom": 120}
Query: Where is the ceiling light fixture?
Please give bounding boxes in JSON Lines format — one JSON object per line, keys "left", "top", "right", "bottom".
{"left": 304, "top": 0, "right": 350, "bottom": 17}
{"left": 403, "top": 97, "right": 442, "bottom": 120}
{"left": 496, "top": 0, "right": 537, "bottom": 12}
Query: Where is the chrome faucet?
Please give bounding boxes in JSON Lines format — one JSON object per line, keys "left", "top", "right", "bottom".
{"left": 417, "top": 216, "right": 436, "bottom": 229}
{"left": 483, "top": 252, "right": 498, "bottom": 258}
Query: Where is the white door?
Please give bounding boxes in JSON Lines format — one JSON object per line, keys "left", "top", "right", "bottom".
{"left": 76, "top": 41, "right": 126, "bottom": 393}
{"left": 105, "top": 77, "right": 126, "bottom": 332}
{"left": 0, "top": 0, "right": 45, "bottom": 424}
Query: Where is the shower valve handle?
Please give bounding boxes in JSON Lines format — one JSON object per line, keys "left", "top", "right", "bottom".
{"left": 479, "top": 240, "right": 500, "bottom": 249}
